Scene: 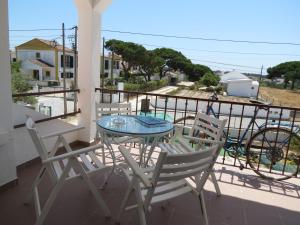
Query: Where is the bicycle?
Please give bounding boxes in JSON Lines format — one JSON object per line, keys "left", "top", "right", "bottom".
{"left": 205, "top": 92, "right": 300, "bottom": 180}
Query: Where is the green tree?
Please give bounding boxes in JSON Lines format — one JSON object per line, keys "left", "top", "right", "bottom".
{"left": 11, "top": 61, "right": 37, "bottom": 105}
{"left": 267, "top": 61, "right": 300, "bottom": 89}
{"left": 201, "top": 72, "right": 220, "bottom": 87}
{"left": 140, "top": 50, "right": 164, "bottom": 81}
{"left": 184, "top": 63, "right": 212, "bottom": 81}
{"left": 152, "top": 48, "right": 189, "bottom": 79}
{"left": 105, "top": 39, "right": 147, "bottom": 80}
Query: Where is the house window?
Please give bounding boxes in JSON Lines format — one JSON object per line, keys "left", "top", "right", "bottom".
{"left": 104, "top": 60, "right": 109, "bottom": 70}
{"left": 12, "top": 58, "right": 16, "bottom": 62}
{"left": 104, "top": 72, "right": 109, "bottom": 78}
{"left": 45, "top": 71, "right": 50, "bottom": 77}
{"left": 61, "top": 55, "right": 74, "bottom": 68}
{"left": 61, "top": 72, "right": 74, "bottom": 79}
{"left": 36, "top": 52, "right": 41, "bottom": 59}
{"left": 114, "top": 60, "right": 119, "bottom": 69}
{"left": 33, "top": 70, "right": 39, "bottom": 80}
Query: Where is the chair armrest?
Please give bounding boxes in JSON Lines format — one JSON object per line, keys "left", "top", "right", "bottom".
{"left": 119, "top": 146, "right": 152, "bottom": 188}
{"left": 41, "top": 126, "right": 85, "bottom": 139}
{"left": 42, "top": 143, "right": 103, "bottom": 164}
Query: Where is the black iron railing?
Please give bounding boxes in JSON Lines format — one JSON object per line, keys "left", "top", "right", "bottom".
{"left": 95, "top": 88, "right": 300, "bottom": 179}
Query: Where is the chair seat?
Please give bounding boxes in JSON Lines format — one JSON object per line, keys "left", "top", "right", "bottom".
{"left": 159, "top": 141, "right": 194, "bottom": 154}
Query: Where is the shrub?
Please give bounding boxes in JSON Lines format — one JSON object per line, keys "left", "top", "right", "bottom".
{"left": 124, "top": 79, "right": 167, "bottom": 92}
{"left": 201, "top": 72, "right": 220, "bottom": 87}
{"left": 215, "top": 85, "right": 223, "bottom": 94}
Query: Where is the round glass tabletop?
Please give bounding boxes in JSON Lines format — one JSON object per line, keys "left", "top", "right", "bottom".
{"left": 97, "top": 115, "right": 174, "bottom": 137}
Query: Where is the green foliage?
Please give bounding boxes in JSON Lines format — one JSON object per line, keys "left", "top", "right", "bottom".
{"left": 11, "top": 61, "right": 37, "bottom": 105}
{"left": 140, "top": 50, "right": 165, "bottom": 81}
{"left": 215, "top": 85, "right": 224, "bottom": 94}
{"left": 184, "top": 63, "right": 212, "bottom": 81}
{"left": 11, "top": 61, "right": 22, "bottom": 73}
{"left": 124, "top": 80, "right": 167, "bottom": 92}
{"left": 267, "top": 61, "right": 300, "bottom": 89}
{"left": 200, "top": 72, "right": 220, "bottom": 87}
{"left": 152, "top": 48, "right": 190, "bottom": 78}
{"left": 11, "top": 73, "right": 37, "bottom": 105}
{"left": 105, "top": 39, "right": 147, "bottom": 79}
{"left": 105, "top": 39, "right": 213, "bottom": 82}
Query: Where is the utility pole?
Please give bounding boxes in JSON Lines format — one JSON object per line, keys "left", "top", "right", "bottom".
{"left": 110, "top": 51, "right": 114, "bottom": 81}
{"left": 73, "top": 25, "right": 78, "bottom": 112}
{"left": 62, "top": 23, "right": 67, "bottom": 115}
{"left": 256, "top": 65, "right": 264, "bottom": 100}
{"left": 101, "top": 37, "right": 105, "bottom": 88}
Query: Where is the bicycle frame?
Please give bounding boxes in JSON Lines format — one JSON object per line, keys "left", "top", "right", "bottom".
{"left": 206, "top": 101, "right": 264, "bottom": 155}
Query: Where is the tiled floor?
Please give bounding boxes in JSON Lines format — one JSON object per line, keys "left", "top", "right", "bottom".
{"left": 1, "top": 153, "right": 300, "bottom": 225}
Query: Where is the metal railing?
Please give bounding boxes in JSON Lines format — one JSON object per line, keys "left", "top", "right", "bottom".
{"left": 12, "top": 89, "right": 80, "bottom": 128}
{"left": 95, "top": 88, "right": 300, "bottom": 179}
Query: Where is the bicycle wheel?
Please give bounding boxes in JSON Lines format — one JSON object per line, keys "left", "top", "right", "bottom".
{"left": 246, "top": 127, "right": 300, "bottom": 180}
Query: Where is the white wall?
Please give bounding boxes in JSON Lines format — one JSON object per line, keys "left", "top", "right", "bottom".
{"left": 251, "top": 81, "right": 259, "bottom": 97}
{"left": 18, "top": 50, "right": 55, "bottom": 65}
{"left": 0, "top": 0, "right": 17, "bottom": 187}
{"left": 151, "top": 96, "right": 290, "bottom": 119}
{"left": 227, "top": 80, "right": 253, "bottom": 97}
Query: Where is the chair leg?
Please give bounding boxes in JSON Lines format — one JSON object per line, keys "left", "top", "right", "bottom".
{"left": 199, "top": 191, "right": 209, "bottom": 225}
{"left": 24, "top": 166, "right": 46, "bottom": 205}
{"left": 34, "top": 162, "right": 71, "bottom": 225}
{"left": 134, "top": 179, "right": 147, "bottom": 225}
{"left": 78, "top": 162, "right": 111, "bottom": 218}
{"left": 116, "top": 180, "right": 134, "bottom": 223}
{"left": 210, "top": 170, "right": 221, "bottom": 197}
{"left": 100, "top": 165, "right": 115, "bottom": 190}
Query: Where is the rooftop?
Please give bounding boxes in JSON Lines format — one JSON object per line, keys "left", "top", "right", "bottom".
{"left": 220, "top": 71, "right": 251, "bottom": 83}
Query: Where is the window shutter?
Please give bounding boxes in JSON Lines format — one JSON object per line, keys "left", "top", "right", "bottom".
{"left": 61, "top": 55, "right": 64, "bottom": 67}
{"left": 70, "top": 56, "right": 74, "bottom": 68}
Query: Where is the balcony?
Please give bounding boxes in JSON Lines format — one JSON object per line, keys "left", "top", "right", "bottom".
{"left": 1, "top": 87, "right": 299, "bottom": 225}
{"left": 1, "top": 141, "right": 299, "bottom": 225}
{"left": 1, "top": 1, "right": 300, "bottom": 224}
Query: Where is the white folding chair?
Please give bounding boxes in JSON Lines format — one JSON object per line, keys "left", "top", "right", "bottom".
{"left": 117, "top": 143, "right": 222, "bottom": 225}
{"left": 95, "top": 102, "right": 140, "bottom": 165}
{"left": 25, "top": 117, "right": 111, "bottom": 225}
{"left": 168, "top": 112, "right": 227, "bottom": 196}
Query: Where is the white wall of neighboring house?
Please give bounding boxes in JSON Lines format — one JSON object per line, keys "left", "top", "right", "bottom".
{"left": 227, "top": 79, "right": 253, "bottom": 97}
{"left": 103, "top": 56, "right": 122, "bottom": 78}
{"left": 17, "top": 49, "right": 56, "bottom": 81}
{"left": 18, "top": 49, "right": 55, "bottom": 65}
{"left": 220, "top": 71, "right": 259, "bottom": 98}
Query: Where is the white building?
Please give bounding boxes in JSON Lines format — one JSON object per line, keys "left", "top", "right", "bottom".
{"left": 16, "top": 38, "right": 75, "bottom": 88}
{"left": 101, "top": 53, "right": 122, "bottom": 79}
{"left": 220, "top": 71, "right": 259, "bottom": 97}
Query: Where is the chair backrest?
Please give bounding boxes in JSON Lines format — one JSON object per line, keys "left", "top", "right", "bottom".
{"left": 154, "top": 144, "right": 220, "bottom": 183}
{"left": 26, "top": 117, "right": 49, "bottom": 160}
{"left": 95, "top": 102, "right": 132, "bottom": 120}
{"left": 144, "top": 143, "right": 221, "bottom": 206}
{"left": 189, "top": 112, "right": 227, "bottom": 144}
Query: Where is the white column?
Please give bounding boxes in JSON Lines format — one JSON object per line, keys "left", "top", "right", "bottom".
{"left": 0, "top": 0, "right": 17, "bottom": 186}
{"left": 74, "top": 0, "right": 112, "bottom": 142}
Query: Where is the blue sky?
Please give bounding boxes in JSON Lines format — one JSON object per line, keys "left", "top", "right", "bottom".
{"left": 8, "top": 0, "right": 300, "bottom": 74}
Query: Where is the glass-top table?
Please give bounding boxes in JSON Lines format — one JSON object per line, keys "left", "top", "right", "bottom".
{"left": 97, "top": 115, "right": 174, "bottom": 166}
{"left": 97, "top": 115, "right": 174, "bottom": 137}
